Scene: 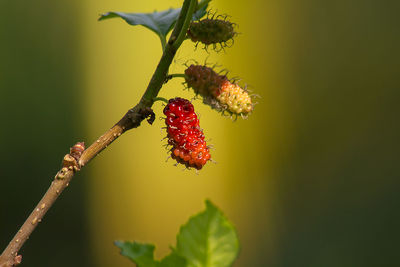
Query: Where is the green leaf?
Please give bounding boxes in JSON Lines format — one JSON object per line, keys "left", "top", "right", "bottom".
{"left": 98, "top": 0, "right": 211, "bottom": 48}
{"left": 176, "top": 200, "right": 239, "bottom": 267}
{"left": 99, "top": 9, "right": 180, "bottom": 47}
{"left": 114, "top": 198, "right": 238, "bottom": 267}
{"left": 115, "top": 241, "right": 187, "bottom": 267}
{"left": 114, "top": 241, "right": 158, "bottom": 267}
{"left": 159, "top": 251, "right": 187, "bottom": 267}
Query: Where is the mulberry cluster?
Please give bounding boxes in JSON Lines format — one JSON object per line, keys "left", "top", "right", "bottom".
{"left": 184, "top": 64, "right": 253, "bottom": 116}
{"left": 163, "top": 98, "right": 211, "bottom": 170}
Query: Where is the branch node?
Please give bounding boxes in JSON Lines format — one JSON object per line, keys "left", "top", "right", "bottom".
{"left": 62, "top": 155, "right": 77, "bottom": 169}
{"left": 14, "top": 255, "right": 22, "bottom": 266}
{"left": 144, "top": 107, "right": 156, "bottom": 125}
{"left": 70, "top": 142, "right": 85, "bottom": 162}
{"left": 58, "top": 142, "right": 85, "bottom": 176}
{"left": 168, "top": 35, "right": 176, "bottom": 44}
{"left": 127, "top": 106, "right": 155, "bottom": 127}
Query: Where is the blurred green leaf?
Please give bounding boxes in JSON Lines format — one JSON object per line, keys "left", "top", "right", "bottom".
{"left": 98, "top": 0, "right": 211, "bottom": 48}
{"left": 176, "top": 200, "right": 239, "bottom": 267}
{"left": 159, "top": 251, "right": 187, "bottom": 267}
{"left": 114, "top": 241, "right": 157, "bottom": 267}
{"left": 115, "top": 199, "right": 238, "bottom": 267}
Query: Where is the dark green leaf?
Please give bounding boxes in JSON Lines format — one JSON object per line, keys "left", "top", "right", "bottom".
{"left": 114, "top": 241, "right": 158, "bottom": 267}
{"left": 99, "top": 9, "right": 180, "bottom": 43}
{"left": 99, "top": 1, "right": 211, "bottom": 47}
{"left": 159, "top": 251, "right": 187, "bottom": 267}
{"left": 176, "top": 200, "right": 239, "bottom": 267}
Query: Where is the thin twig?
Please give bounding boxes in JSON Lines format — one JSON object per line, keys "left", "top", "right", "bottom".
{"left": 0, "top": 145, "right": 83, "bottom": 267}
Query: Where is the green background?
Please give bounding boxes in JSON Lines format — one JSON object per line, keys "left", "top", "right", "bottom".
{"left": 1, "top": 0, "right": 399, "bottom": 266}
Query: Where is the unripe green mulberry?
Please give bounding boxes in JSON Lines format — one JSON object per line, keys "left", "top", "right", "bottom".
{"left": 187, "top": 15, "right": 237, "bottom": 51}
{"left": 184, "top": 64, "right": 254, "bottom": 117}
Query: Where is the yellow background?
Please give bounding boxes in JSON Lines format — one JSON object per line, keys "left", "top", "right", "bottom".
{"left": 82, "top": 1, "right": 282, "bottom": 266}
{"left": 1, "top": 0, "right": 399, "bottom": 266}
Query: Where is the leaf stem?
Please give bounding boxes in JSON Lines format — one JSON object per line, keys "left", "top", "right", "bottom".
{"left": 168, "top": 73, "right": 187, "bottom": 79}
{"left": 160, "top": 35, "right": 167, "bottom": 51}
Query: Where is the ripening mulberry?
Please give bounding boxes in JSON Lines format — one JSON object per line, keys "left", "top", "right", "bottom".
{"left": 163, "top": 98, "right": 211, "bottom": 170}
{"left": 217, "top": 80, "right": 253, "bottom": 114}
{"left": 188, "top": 16, "right": 236, "bottom": 51}
{"left": 184, "top": 64, "right": 254, "bottom": 116}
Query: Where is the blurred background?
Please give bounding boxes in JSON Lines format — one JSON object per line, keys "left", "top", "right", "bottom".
{"left": 1, "top": 0, "right": 399, "bottom": 266}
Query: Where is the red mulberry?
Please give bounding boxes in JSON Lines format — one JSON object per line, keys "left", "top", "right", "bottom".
{"left": 184, "top": 64, "right": 254, "bottom": 116}
{"left": 163, "top": 98, "right": 211, "bottom": 170}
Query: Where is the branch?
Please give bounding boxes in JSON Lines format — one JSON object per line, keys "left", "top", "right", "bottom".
{"left": 0, "top": 143, "right": 84, "bottom": 267}
{"left": 0, "top": 1, "right": 196, "bottom": 266}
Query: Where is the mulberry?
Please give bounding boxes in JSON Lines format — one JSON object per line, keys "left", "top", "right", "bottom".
{"left": 188, "top": 15, "right": 236, "bottom": 51}
{"left": 163, "top": 98, "right": 211, "bottom": 170}
{"left": 184, "top": 64, "right": 254, "bottom": 116}
{"left": 217, "top": 80, "right": 253, "bottom": 114}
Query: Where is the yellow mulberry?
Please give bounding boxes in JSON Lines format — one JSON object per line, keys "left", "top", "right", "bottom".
{"left": 217, "top": 81, "right": 253, "bottom": 115}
